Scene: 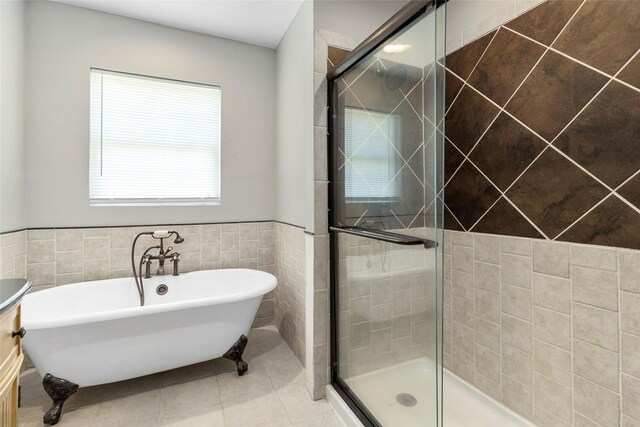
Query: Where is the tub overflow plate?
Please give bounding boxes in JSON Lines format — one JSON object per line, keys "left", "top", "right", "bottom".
{"left": 156, "top": 284, "right": 168, "bottom": 295}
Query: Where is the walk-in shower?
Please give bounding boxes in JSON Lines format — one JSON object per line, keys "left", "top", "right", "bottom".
{"left": 328, "top": 1, "right": 446, "bottom": 425}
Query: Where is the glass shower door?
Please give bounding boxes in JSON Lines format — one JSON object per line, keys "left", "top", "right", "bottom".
{"left": 329, "top": 2, "right": 445, "bottom": 426}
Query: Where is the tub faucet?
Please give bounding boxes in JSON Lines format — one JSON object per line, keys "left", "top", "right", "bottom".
{"left": 131, "top": 230, "right": 184, "bottom": 306}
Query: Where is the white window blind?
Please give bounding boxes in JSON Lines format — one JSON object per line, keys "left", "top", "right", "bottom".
{"left": 344, "top": 107, "right": 400, "bottom": 200}
{"left": 89, "top": 69, "right": 221, "bottom": 206}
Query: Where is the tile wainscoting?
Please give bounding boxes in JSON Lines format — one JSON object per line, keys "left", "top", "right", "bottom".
{"left": 274, "top": 222, "right": 307, "bottom": 365}
{"left": 16, "top": 221, "right": 311, "bottom": 374}
{"left": 24, "top": 222, "right": 278, "bottom": 328}
{"left": 0, "top": 230, "right": 27, "bottom": 281}
{"left": 444, "top": 229, "right": 640, "bottom": 426}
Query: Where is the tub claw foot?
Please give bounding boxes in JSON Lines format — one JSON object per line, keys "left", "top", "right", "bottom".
{"left": 223, "top": 335, "right": 249, "bottom": 376}
{"left": 42, "top": 373, "right": 79, "bottom": 425}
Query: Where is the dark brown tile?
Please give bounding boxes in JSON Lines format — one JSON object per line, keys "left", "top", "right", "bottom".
{"left": 618, "top": 54, "right": 640, "bottom": 90}
{"left": 505, "top": 0, "right": 582, "bottom": 46}
{"left": 506, "top": 148, "right": 609, "bottom": 238}
{"left": 444, "top": 161, "right": 501, "bottom": 229}
{"left": 445, "top": 86, "right": 500, "bottom": 154}
{"left": 554, "top": 81, "right": 640, "bottom": 188}
{"left": 328, "top": 46, "right": 351, "bottom": 73}
{"left": 471, "top": 197, "right": 543, "bottom": 238}
{"left": 446, "top": 30, "right": 497, "bottom": 80}
{"left": 506, "top": 51, "right": 609, "bottom": 141}
{"left": 445, "top": 139, "right": 465, "bottom": 184}
{"left": 444, "top": 205, "right": 465, "bottom": 231}
{"left": 618, "top": 173, "right": 640, "bottom": 210}
{"left": 446, "top": 70, "right": 464, "bottom": 111}
{"left": 469, "top": 113, "right": 546, "bottom": 191}
{"left": 552, "top": 0, "right": 640, "bottom": 75}
{"left": 467, "top": 28, "right": 546, "bottom": 106}
{"left": 558, "top": 196, "right": 640, "bottom": 250}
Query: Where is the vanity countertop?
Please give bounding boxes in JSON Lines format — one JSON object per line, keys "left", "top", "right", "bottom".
{"left": 0, "top": 279, "right": 31, "bottom": 314}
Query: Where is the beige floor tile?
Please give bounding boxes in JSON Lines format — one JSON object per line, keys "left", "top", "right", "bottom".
{"left": 94, "top": 389, "right": 162, "bottom": 426}
{"left": 160, "top": 405, "right": 225, "bottom": 426}
{"left": 19, "top": 326, "right": 341, "bottom": 427}
{"left": 160, "top": 376, "right": 221, "bottom": 419}
{"left": 222, "top": 393, "right": 292, "bottom": 427}
{"left": 217, "top": 363, "right": 275, "bottom": 404}
{"left": 277, "top": 382, "right": 334, "bottom": 423}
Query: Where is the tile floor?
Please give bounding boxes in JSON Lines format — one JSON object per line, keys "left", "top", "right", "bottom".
{"left": 19, "top": 326, "right": 343, "bottom": 427}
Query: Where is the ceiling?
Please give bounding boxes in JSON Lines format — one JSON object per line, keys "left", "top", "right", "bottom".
{"left": 49, "top": 0, "right": 304, "bottom": 48}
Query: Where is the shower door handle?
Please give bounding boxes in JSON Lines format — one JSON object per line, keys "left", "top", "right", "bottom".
{"left": 330, "top": 226, "right": 437, "bottom": 249}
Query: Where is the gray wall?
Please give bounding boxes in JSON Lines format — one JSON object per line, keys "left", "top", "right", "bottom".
{"left": 0, "top": 0, "right": 27, "bottom": 233}
{"left": 275, "top": 0, "right": 314, "bottom": 230}
{"left": 25, "top": 1, "right": 277, "bottom": 228}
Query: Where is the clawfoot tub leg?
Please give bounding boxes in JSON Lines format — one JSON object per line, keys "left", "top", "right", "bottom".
{"left": 223, "top": 335, "right": 249, "bottom": 376}
{"left": 42, "top": 373, "right": 79, "bottom": 425}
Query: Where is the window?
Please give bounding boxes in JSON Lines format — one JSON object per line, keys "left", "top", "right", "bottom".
{"left": 344, "top": 107, "right": 400, "bottom": 201}
{"left": 89, "top": 69, "right": 221, "bottom": 206}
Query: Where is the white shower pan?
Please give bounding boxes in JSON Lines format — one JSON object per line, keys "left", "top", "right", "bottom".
{"left": 346, "top": 357, "right": 534, "bottom": 427}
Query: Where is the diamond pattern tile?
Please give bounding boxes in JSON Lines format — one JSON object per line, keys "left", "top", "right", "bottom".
{"left": 618, "top": 54, "right": 640, "bottom": 90}
{"left": 445, "top": 70, "right": 464, "bottom": 111}
{"left": 446, "top": 30, "right": 496, "bottom": 81}
{"left": 558, "top": 196, "right": 640, "bottom": 250}
{"left": 334, "top": 45, "right": 431, "bottom": 231}
{"left": 618, "top": 173, "right": 640, "bottom": 211}
{"left": 445, "top": 86, "right": 500, "bottom": 154}
{"left": 445, "top": 139, "right": 465, "bottom": 184}
{"left": 440, "top": 0, "right": 640, "bottom": 250}
{"left": 552, "top": 0, "right": 640, "bottom": 75}
{"left": 444, "top": 161, "right": 501, "bottom": 229}
{"left": 554, "top": 81, "right": 640, "bottom": 188}
{"left": 506, "top": 51, "right": 609, "bottom": 141}
{"left": 471, "top": 197, "right": 543, "bottom": 238}
{"left": 469, "top": 113, "right": 546, "bottom": 191}
{"left": 506, "top": 149, "right": 609, "bottom": 238}
{"left": 444, "top": 206, "right": 465, "bottom": 231}
{"left": 467, "top": 28, "right": 546, "bottom": 106}
{"left": 505, "top": 0, "right": 582, "bottom": 46}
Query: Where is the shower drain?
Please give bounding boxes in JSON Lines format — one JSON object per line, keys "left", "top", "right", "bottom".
{"left": 396, "top": 393, "right": 418, "bottom": 407}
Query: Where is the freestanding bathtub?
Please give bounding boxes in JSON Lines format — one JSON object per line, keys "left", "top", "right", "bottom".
{"left": 21, "top": 268, "right": 276, "bottom": 424}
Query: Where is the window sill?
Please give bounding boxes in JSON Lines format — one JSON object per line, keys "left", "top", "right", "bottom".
{"left": 90, "top": 199, "right": 221, "bottom": 207}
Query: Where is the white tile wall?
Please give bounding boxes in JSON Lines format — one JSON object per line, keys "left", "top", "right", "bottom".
{"left": 445, "top": 229, "right": 640, "bottom": 426}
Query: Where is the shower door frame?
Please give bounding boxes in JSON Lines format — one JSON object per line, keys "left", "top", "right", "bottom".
{"left": 327, "top": 1, "right": 446, "bottom": 426}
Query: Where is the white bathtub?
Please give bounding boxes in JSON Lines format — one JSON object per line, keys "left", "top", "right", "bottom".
{"left": 22, "top": 268, "right": 277, "bottom": 388}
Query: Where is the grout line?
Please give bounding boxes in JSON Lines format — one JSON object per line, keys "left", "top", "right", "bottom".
{"left": 503, "top": 26, "right": 640, "bottom": 96}
{"left": 463, "top": 29, "right": 501, "bottom": 83}
{"left": 553, "top": 193, "right": 614, "bottom": 241}
{"left": 618, "top": 250, "right": 624, "bottom": 424}
{"left": 444, "top": 203, "right": 467, "bottom": 232}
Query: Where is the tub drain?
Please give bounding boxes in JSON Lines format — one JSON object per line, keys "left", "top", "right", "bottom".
{"left": 396, "top": 393, "right": 417, "bottom": 407}
{"left": 156, "top": 284, "right": 168, "bottom": 295}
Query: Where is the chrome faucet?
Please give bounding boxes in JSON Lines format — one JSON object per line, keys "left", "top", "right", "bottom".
{"left": 131, "top": 230, "right": 184, "bottom": 306}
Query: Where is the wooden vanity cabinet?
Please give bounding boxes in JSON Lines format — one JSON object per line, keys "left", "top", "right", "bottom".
{"left": 0, "top": 305, "right": 23, "bottom": 427}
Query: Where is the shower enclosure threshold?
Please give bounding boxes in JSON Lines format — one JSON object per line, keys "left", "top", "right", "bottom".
{"left": 345, "top": 358, "right": 534, "bottom": 427}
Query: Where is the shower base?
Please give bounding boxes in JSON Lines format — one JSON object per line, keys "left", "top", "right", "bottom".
{"left": 345, "top": 358, "right": 533, "bottom": 427}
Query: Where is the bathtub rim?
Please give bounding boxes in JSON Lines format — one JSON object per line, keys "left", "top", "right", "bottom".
{"left": 22, "top": 268, "right": 276, "bottom": 330}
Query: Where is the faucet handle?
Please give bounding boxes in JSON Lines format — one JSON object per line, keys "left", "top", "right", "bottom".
{"left": 171, "top": 252, "right": 180, "bottom": 276}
